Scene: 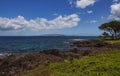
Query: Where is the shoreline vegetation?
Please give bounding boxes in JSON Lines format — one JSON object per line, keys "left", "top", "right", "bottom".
{"left": 0, "top": 40, "right": 120, "bottom": 76}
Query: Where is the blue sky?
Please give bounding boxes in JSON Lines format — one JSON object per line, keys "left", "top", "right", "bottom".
{"left": 0, "top": 0, "right": 120, "bottom": 36}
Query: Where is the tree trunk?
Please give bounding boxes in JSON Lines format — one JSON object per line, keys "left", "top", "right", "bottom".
{"left": 111, "top": 34, "right": 114, "bottom": 40}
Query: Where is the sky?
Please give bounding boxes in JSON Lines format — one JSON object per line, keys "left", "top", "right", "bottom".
{"left": 0, "top": 0, "right": 120, "bottom": 36}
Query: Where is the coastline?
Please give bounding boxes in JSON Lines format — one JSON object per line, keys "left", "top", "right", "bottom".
{"left": 0, "top": 40, "right": 120, "bottom": 76}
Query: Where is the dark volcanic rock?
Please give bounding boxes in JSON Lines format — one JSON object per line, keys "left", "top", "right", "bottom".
{"left": 71, "top": 40, "right": 109, "bottom": 48}
{"left": 0, "top": 52, "right": 63, "bottom": 76}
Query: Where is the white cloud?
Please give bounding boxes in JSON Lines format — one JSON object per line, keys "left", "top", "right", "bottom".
{"left": 0, "top": 16, "right": 28, "bottom": 31}
{"left": 113, "top": 0, "right": 119, "bottom": 2}
{"left": 53, "top": 13, "right": 58, "bottom": 16}
{"left": 89, "top": 20, "right": 97, "bottom": 23}
{"left": 87, "top": 10, "right": 93, "bottom": 14}
{"left": 108, "top": 3, "right": 120, "bottom": 21}
{"left": 0, "top": 14, "right": 80, "bottom": 31}
{"left": 69, "top": 0, "right": 73, "bottom": 5}
{"left": 76, "top": 0, "right": 96, "bottom": 9}
{"left": 29, "top": 14, "right": 80, "bottom": 30}
{"left": 101, "top": 16, "right": 104, "bottom": 19}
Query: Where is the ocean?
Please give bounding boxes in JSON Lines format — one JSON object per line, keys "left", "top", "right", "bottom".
{"left": 0, "top": 36, "right": 97, "bottom": 56}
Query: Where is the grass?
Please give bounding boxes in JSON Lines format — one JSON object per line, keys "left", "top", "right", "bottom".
{"left": 22, "top": 50, "right": 120, "bottom": 76}
{"left": 105, "top": 40, "right": 120, "bottom": 44}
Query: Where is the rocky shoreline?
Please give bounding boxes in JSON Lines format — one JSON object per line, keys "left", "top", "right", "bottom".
{"left": 0, "top": 40, "right": 120, "bottom": 76}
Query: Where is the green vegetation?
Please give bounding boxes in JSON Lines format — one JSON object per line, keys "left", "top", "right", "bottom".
{"left": 105, "top": 40, "right": 120, "bottom": 44}
{"left": 22, "top": 50, "right": 120, "bottom": 76}
{"left": 99, "top": 21, "right": 120, "bottom": 40}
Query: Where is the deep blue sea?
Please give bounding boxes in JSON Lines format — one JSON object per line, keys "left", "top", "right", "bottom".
{"left": 0, "top": 36, "right": 97, "bottom": 55}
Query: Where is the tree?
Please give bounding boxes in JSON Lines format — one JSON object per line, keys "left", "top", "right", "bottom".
{"left": 99, "top": 21, "right": 120, "bottom": 40}
{"left": 102, "top": 32, "right": 110, "bottom": 39}
{"left": 98, "top": 32, "right": 110, "bottom": 40}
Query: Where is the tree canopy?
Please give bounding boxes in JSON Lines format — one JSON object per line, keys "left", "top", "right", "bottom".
{"left": 99, "top": 21, "right": 120, "bottom": 40}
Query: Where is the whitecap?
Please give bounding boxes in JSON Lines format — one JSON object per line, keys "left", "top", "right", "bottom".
{"left": 0, "top": 53, "right": 12, "bottom": 59}
{"left": 72, "top": 39, "right": 85, "bottom": 41}
{"left": 64, "top": 41, "right": 70, "bottom": 44}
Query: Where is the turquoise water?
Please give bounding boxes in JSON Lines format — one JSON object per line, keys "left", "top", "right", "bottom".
{"left": 0, "top": 36, "right": 97, "bottom": 55}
